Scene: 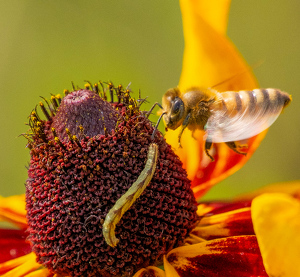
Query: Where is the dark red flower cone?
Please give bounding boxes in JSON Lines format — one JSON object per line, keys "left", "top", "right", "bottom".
{"left": 25, "top": 83, "right": 198, "bottom": 276}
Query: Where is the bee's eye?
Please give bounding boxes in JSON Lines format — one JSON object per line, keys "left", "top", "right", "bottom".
{"left": 172, "top": 97, "right": 183, "bottom": 115}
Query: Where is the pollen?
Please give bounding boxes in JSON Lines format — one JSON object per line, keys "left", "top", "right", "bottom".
{"left": 25, "top": 82, "right": 198, "bottom": 276}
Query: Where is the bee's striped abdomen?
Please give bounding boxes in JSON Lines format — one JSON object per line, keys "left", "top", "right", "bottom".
{"left": 220, "top": 88, "right": 291, "bottom": 117}
{"left": 208, "top": 88, "right": 292, "bottom": 143}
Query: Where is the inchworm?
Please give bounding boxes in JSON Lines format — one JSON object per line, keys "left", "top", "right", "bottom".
{"left": 102, "top": 142, "right": 159, "bottom": 247}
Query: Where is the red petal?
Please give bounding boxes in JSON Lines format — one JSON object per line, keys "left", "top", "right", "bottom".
{"left": 166, "top": 236, "right": 267, "bottom": 277}
{"left": 0, "top": 228, "right": 31, "bottom": 263}
{"left": 190, "top": 135, "right": 265, "bottom": 199}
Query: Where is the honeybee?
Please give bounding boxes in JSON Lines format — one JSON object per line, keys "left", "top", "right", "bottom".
{"left": 162, "top": 87, "right": 291, "bottom": 161}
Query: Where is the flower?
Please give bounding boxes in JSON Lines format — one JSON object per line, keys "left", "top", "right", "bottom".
{"left": 0, "top": 1, "right": 296, "bottom": 277}
{"left": 26, "top": 88, "right": 198, "bottom": 276}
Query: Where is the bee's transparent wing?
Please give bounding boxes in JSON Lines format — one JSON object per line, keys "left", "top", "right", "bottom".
{"left": 206, "top": 101, "right": 284, "bottom": 143}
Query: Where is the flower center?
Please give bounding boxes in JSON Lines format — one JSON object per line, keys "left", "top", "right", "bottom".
{"left": 25, "top": 83, "right": 198, "bottom": 277}
{"left": 52, "top": 89, "right": 119, "bottom": 141}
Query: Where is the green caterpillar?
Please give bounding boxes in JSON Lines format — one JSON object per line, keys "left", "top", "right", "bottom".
{"left": 102, "top": 143, "right": 159, "bottom": 247}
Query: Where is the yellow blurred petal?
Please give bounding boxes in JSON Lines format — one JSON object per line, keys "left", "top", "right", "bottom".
{"left": 164, "top": 1, "right": 263, "bottom": 199}
{"left": 236, "top": 180, "right": 300, "bottom": 201}
{"left": 193, "top": 207, "right": 252, "bottom": 240}
{"left": 24, "top": 268, "right": 50, "bottom": 277}
{"left": 184, "top": 233, "right": 206, "bottom": 245}
{"left": 133, "top": 266, "right": 166, "bottom": 277}
{"left": 163, "top": 256, "right": 180, "bottom": 277}
{"left": 252, "top": 193, "right": 300, "bottom": 277}
{"left": 179, "top": 0, "right": 258, "bottom": 91}
{"left": 186, "top": 0, "right": 231, "bottom": 35}
{"left": 0, "top": 253, "right": 41, "bottom": 277}
{"left": 0, "top": 195, "right": 27, "bottom": 228}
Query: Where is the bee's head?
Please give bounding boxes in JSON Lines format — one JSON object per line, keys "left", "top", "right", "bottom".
{"left": 162, "top": 88, "right": 185, "bottom": 130}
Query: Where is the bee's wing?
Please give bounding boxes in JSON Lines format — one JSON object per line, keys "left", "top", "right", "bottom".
{"left": 206, "top": 102, "right": 284, "bottom": 143}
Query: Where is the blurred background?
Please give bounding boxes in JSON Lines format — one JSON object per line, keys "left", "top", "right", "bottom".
{"left": 0, "top": 0, "right": 299, "bottom": 200}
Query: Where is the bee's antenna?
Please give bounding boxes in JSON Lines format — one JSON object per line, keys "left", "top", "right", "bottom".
{"left": 151, "top": 112, "right": 166, "bottom": 140}
{"left": 211, "top": 60, "right": 265, "bottom": 90}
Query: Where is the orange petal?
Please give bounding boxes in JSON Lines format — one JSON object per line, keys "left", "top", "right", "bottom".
{"left": 166, "top": 236, "right": 267, "bottom": 276}
{"left": 0, "top": 195, "right": 27, "bottom": 229}
{"left": 24, "top": 268, "right": 51, "bottom": 277}
{"left": 252, "top": 193, "right": 300, "bottom": 277}
{"left": 163, "top": 255, "right": 180, "bottom": 277}
{"left": 185, "top": 1, "right": 231, "bottom": 35}
{"left": 166, "top": 129, "right": 265, "bottom": 199}
{"left": 197, "top": 200, "right": 252, "bottom": 217}
{"left": 236, "top": 180, "right": 300, "bottom": 201}
{"left": 165, "top": 0, "right": 264, "bottom": 199}
{"left": 193, "top": 207, "right": 254, "bottom": 240}
{"left": 0, "top": 252, "right": 41, "bottom": 276}
{"left": 179, "top": 0, "right": 258, "bottom": 92}
{"left": 133, "top": 266, "right": 166, "bottom": 277}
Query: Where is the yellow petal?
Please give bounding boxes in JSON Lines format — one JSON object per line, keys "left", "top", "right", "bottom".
{"left": 252, "top": 193, "right": 300, "bottom": 277}
{"left": 133, "top": 266, "right": 166, "bottom": 277}
{"left": 0, "top": 253, "right": 41, "bottom": 277}
{"left": 185, "top": 1, "right": 231, "bottom": 35}
{"left": 163, "top": 255, "right": 180, "bottom": 277}
{"left": 193, "top": 207, "right": 253, "bottom": 240}
{"left": 165, "top": 0, "right": 263, "bottom": 199}
{"left": 24, "top": 268, "right": 50, "bottom": 277}
{"left": 179, "top": 0, "right": 258, "bottom": 91}
{"left": 236, "top": 180, "right": 300, "bottom": 201}
{"left": 0, "top": 195, "right": 27, "bottom": 229}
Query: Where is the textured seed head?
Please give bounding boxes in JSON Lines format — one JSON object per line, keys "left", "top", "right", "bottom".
{"left": 52, "top": 90, "right": 119, "bottom": 141}
{"left": 25, "top": 84, "right": 198, "bottom": 277}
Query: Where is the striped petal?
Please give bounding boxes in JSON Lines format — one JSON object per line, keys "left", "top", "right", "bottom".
{"left": 0, "top": 195, "right": 27, "bottom": 229}
{"left": 252, "top": 193, "right": 300, "bottom": 277}
{"left": 0, "top": 228, "right": 31, "bottom": 263}
{"left": 24, "top": 268, "right": 52, "bottom": 277}
{"left": 133, "top": 266, "right": 166, "bottom": 277}
{"left": 0, "top": 253, "right": 41, "bottom": 276}
{"left": 165, "top": 236, "right": 267, "bottom": 277}
{"left": 165, "top": 0, "right": 264, "bottom": 199}
{"left": 197, "top": 200, "right": 252, "bottom": 217}
{"left": 193, "top": 206, "right": 254, "bottom": 240}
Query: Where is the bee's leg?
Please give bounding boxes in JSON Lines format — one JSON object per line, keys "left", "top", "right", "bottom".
{"left": 225, "top": 141, "right": 247, "bottom": 155}
{"left": 204, "top": 138, "right": 214, "bottom": 161}
{"left": 178, "top": 113, "right": 191, "bottom": 148}
{"left": 145, "top": 102, "right": 163, "bottom": 118}
{"left": 151, "top": 111, "right": 167, "bottom": 140}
